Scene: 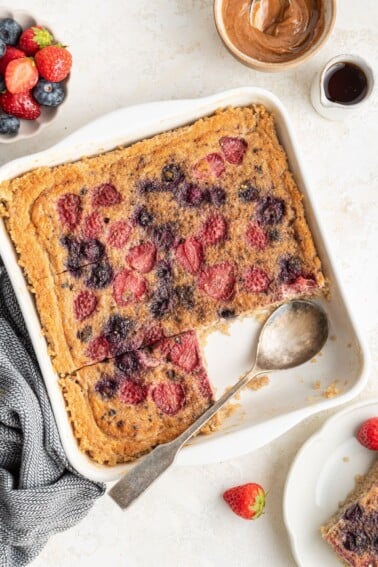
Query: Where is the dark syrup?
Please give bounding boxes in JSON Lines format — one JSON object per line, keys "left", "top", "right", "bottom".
{"left": 324, "top": 62, "right": 368, "bottom": 105}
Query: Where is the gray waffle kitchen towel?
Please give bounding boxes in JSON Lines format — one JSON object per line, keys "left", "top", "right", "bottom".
{"left": 0, "top": 262, "right": 105, "bottom": 567}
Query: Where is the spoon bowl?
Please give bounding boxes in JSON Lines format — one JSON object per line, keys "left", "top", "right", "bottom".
{"left": 110, "top": 300, "right": 329, "bottom": 509}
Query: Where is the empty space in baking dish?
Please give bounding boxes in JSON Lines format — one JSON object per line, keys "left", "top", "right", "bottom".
{"left": 0, "top": 87, "right": 368, "bottom": 482}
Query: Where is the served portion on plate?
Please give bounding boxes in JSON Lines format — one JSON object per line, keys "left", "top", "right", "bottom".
{"left": 284, "top": 398, "right": 378, "bottom": 567}
{"left": 0, "top": 102, "right": 326, "bottom": 465}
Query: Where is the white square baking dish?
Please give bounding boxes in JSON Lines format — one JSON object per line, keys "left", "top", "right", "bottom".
{"left": 0, "top": 87, "right": 369, "bottom": 482}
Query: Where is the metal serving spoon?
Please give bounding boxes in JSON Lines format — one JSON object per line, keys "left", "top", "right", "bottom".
{"left": 109, "top": 300, "right": 328, "bottom": 509}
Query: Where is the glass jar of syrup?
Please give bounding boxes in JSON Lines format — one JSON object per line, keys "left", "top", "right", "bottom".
{"left": 324, "top": 62, "right": 368, "bottom": 105}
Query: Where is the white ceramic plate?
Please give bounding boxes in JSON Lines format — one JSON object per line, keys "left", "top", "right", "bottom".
{"left": 284, "top": 398, "right": 378, "bottom": 567}
{"left": 0, "top": 87, "right": 370, "bottom": 481}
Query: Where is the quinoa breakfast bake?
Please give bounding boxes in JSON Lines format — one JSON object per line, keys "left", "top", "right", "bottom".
{"left": 321, "top": 459, "right": 378, "bottom": 567}
{"left": 0, "top": 104, "right": 326, "bottom": 464}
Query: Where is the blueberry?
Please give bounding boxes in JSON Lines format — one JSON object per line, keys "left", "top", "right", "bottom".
{"left": 76, "top": 325, "right": 92, "bottom": 343}
{"left": 0, "top": 74, "right": 5, "bottom": 92}
{"left": 218, "top": 308, "right": 236, "bottom": 319}
{"left": 175, "top": 285, "right": 194, "bottom": 309}
{"left": 342, "top": 531, "right": 370, "bottom": 553}
{"left": 150, "top": 286, "right": 174, "bottom": 319}
{"left": 0, "top": 113, "right": 20, "bottom": 135}
{"left": 103, "top": 315, "right": 133, "bottom": 345}
{"left": 134, "top": 205, "right": 154, "bottom": 227}
{"left": 175, "top": 182, "right": 204, "bottom": 207}
{"left": 60, "top": 235, "right": 77, "bottom": 251}
{"left": 208, "top": 186, "right": 226, "bottom": 207}
{"left": 115, "top": 350, "right": 140, "bottom": 377}
{"left": 33, "top": 79, "right": 65, "bottom": 107}
{"left": 156, "top": 260, "right": 172, "bottom": 280}
{"left": 85, "top": 261, "right": 114, "bottom": 289}
{"left": 278, "top": 256, "right": 302, "bottom": 284}
{"left": 344, "top": 503, "right": 363, "bottom": 522}
{"left": 268, "top": 228, "right": 280, "bottom": 242}
{"left": 256, "top": 196, "right": 285, "bottom": 225}
{"left": 81, "top": 239, "right": 105, "bottom": 262}
{"left": 238, "top": 181, "right": 259, "bottom": 202}
{"left": 0, "top": 18, "right": 22, "bottom": 46}
{"left": 161, "top": 163, "right": 184, "bottom": 188}
{"left": 95, "top": 375, "right": 119, "bottom": 400}
{"left": 0, "top": 40, "right": 5, "bottom": 58}
{"left": 138, "top": 178, "right": 161, "bottom": 194}
{"left": 151, "top": 223, "right": 176, "bottom": 251}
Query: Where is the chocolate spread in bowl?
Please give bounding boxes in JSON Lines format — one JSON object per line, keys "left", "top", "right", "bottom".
{"left": 222, "top": 0, "right": 325, "bottom": 63}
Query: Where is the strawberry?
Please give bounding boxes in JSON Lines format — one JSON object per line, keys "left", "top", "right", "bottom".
{"left": 196, "top": 366, "right": 213, "bottom": 400}
{"left": 167, "top": 331, "right": 199, "bottom": 372}
{"left": 0, "top": 90, "right": 41, "bottom": 120}
{"left": 176, "top": 237, "right": 203, "bottom": 275}
{"left": 5, "top": 57, "right": 38, "bottom": 94}
{"left": 126, "top": 242, "right": 157, "bottom": 273}
{"left": 223, "top": 483, "right": 266, "bottom": 520}
{"left": 200, "top": 213, "right": 228, "bottom": 247}
{"left": 243, "top": 266, "right": 271, "bottom": 293}
{"left": 35, "top": 45, "right": 72, "bottom": 82}
{"left": 113, "top": 268, "right": 147, "bottom": 306}
{"left": 119, "top": 379, "right": 147, "bottom": 405}
{"left": 357, "top": 418, "right": 378, "bottom": 450}
{"left": 246, "top": 222, "right": 268, "bottom": 250}
{"left": 198, "top": 261, "right": 236, "bottom": 301}
{"left": 18, "top": 26, "right": 53, "bottom": 56}
{"left": 73, "top": 291, "right": 98, "bottom": 321}
{"left": 107, "top": 220, "right": 131, "bottom": 249}
{"left": 0, "top": 46, "right": 25, "bottom": 75}
{"left": 151, "top": 382, "right": 186, "bottom": 415}
{"left": 219, "top": 136, "right": 248, "bottom": 165}
{"left": 193, "top": 152, "right": 225, "bottom": 179}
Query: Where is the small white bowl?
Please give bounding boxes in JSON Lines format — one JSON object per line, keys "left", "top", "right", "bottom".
{"left": 0, "top": 7, "right": 69, "bottom": 143}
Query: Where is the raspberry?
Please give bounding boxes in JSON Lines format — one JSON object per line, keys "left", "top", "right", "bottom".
{"left": 151, "top": 382, "right": 186, "bottom": 415}
{"left": 92, "top": 183, "right": 122, "bottom": 207}
{"left": 196, "top": 367, "right": 213, "bottom": 400}
{"left": 85, "top": 262, "right": 114, "bottom": 289}
{"left": 113, "top": 268, "right": 147, "bottom": 306}
{"left": 208, "top": 186, "right": 226, "bottom": 206}
{"left": 357, "top": 417, "right": 378, "bottom": 450}
{"left": 151, "top": 223, "right": 176, "bottom": 251}
{"left": 278, "top": 256, "right": 302, "bottom": 284}
{"left": 243, "top": 266, "right": 271, "bottom": 293}
{"left": 198, "top": 262, "right": 236, "bottom": 301}
{"left": 103, "top": 315, "right": 133, "bottom": 347}
{"left": 107, "top": 220, "right": 132, "bottom": 249}
{"left": 256, "top": 196, "right": 285, "bottom": 225}
{"left": 133, "top": 206, "right": 154, "bottom": 228}
{"left": 82, "top": 212, "right": 103, "bottom": 238}
{"left": 73, "top": 291, "right": 98, "bottom": 321}
{"left": 167, "top": 331, "right": 199, "bottom": 372}
{"left": 246, "top": 222, "right": 268, "bottom": 250}
{"left": 115, "top": 350, "right": 141, "bottom": 377}
{"left": 161, "top": 163, "right": 184, "bottom": 188}
{"left": 86, "top": 335, "right": 110, "bottom": 361}
{"left": 119, "top": 378, "right": 147, "bottom": 405}
{"left": 176, "top": 237, "right": 203, "bottom": 275}
{"left": 94, "top": 374, "right": 119, "bottom": 399}
{"left": 193, "top": 153, "right": 225, "bottom": 179}
{"left": 219, "top": 136, "right": 248, "bottom": 165}
{"left": 126, "top": 242, "right": 157, "bottom": 273}
{"left": 175, "top": 182, "right": 205, "bottom": 207}
{"left": 81, "top": 239, "right": 105, "bottom": 262}
{"left": 57, "top": 193, "right": 82, "bottom": 229}
{"left": 280, "top": 275, "right": 317, "bottom": 296}
{"left": 200, "top": 213, "right": 228, "bottom": 246}
{"left": 238, "top": 181, "right": 259, "bottom": 202}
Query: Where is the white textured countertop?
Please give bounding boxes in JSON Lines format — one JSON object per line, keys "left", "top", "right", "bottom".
{"left": 1, "top": 1, "right": 377, "bottom": 566}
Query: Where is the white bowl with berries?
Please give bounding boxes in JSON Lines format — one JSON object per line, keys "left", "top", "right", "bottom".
{"left": 0, "top": 8, "right": 72, "bottom": 142}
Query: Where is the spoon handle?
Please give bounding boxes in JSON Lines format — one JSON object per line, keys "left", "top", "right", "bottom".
{"left": 109, "top": 365, "right": 262, "bottom": 509}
